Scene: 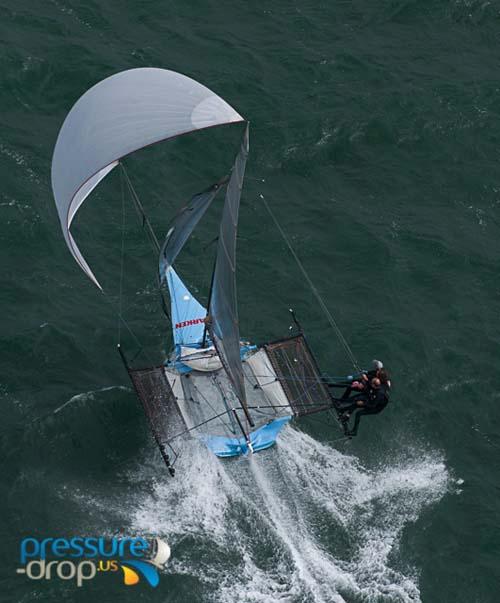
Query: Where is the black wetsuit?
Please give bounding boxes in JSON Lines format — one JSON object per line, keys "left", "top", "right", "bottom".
{"left": 327, "top": 372, "right": 390, "bottom": 434}
{"left": 348, "top": 384, "right": 389, "bottom": 436}
{"left": 337, "top": 368, "right": 380, "bottom": 400}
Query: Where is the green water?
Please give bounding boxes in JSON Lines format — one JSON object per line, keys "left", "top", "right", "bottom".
{"left": 1, "top": 1, "right": 499, "bottom": 601}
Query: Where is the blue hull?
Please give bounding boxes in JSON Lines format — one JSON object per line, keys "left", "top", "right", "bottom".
{"left": 200, "top": 416, "right": 291, "bottom": 457}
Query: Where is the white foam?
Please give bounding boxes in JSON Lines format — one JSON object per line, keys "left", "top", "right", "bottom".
{"left": 53, "top": 385, "right": 129, "bottom": 414}
{"left": 68, "top": 426, "right": 451, "bottom": 602}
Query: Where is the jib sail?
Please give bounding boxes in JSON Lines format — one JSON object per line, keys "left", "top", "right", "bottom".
{"left": 165, "top": 267, "right": 207, "bottom": 347}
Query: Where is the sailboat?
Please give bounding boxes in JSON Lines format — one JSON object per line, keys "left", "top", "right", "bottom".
{"left": 51, "top": 68, "right": 344, "bottom": 475}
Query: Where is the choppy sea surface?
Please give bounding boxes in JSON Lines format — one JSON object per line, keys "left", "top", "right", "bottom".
{"left": 1, "top": 1, "right": 499, "bottom": 601}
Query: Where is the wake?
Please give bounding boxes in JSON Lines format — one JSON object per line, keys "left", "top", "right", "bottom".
{"left": 63, "top": 424, "right": 453, "bottom": 602}
{"left": 119, "top": 426, "right": 451, "bottom": 603}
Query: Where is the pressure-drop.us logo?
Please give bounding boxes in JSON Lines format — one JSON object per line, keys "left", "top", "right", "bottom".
{"left": 16, "top": 536, "right": 171, "bottom": 587}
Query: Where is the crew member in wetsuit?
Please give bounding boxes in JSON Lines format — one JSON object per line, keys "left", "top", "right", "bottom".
{"left": 345, "top": 372, "right": 390, "bottom": 436}
{"left": 335, "top": 365, "right": 391, "bottom": 436}
{"left": 336, "top": 359, "right": 387, "bottom": 401}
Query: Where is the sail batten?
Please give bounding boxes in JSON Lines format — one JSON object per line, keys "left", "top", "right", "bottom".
{"left": 208, "top": 124, "right": 250, "bottom": 421}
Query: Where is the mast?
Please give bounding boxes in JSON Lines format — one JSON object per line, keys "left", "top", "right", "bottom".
{"left": 201, "top": 249, "right": 218, "bottom": 348}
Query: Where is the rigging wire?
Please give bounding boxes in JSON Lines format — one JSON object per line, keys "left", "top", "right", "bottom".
{"left": 163, "top": 400, "right": 342, "bottom": 445}
{"left": 103, "top": 293, "right": 157, "bottom": 366}
{"left": 212, "top": 374, "right": 240, "bottom": 435}
{"left": 259, "top": 193, "right": 361, "bottom": 373}
{"left": 118, "top": 161, "right": 172, "bottom": 328}
{"left": 88, "top": 164, "right": 163, "bottom": 366}
{"left": 120, "top": 161, "right": 171, "bottom": 322}
{"left": 193, "top": 378, "right": 236, "bottom": 435}
{"left": 117, "top": 166, "right": 126, "bottom": 344}
{"left": 119, "top": 162, "right": 160, "bottom": 253}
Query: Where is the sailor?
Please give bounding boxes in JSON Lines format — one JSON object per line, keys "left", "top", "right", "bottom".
{"left": 337, "top": 364, "right": 391, "bottom": 436}
{"left": 340, "top": 372, "right": 368, "bottom": 399}
{"left": 369, "top": 360, "right": 391, "bottom": 387}
{"left": 335, "top": 359, "right": 388, "bottom": 399}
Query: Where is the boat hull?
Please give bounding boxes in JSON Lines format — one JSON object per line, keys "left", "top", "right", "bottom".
{"left": 200, "top": 416, "right": 291, "bottom": 457}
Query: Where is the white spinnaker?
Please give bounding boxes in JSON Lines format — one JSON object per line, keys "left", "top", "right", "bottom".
{"left": 51, "top": 67, "right": 244, "bottom": 288}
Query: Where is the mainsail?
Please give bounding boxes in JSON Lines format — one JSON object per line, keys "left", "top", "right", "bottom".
{"left": 159, "top": 180, "right": 226, "bottom": 276}
{"left": 208, "top": 125, "right": 251, "bottom": 424}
